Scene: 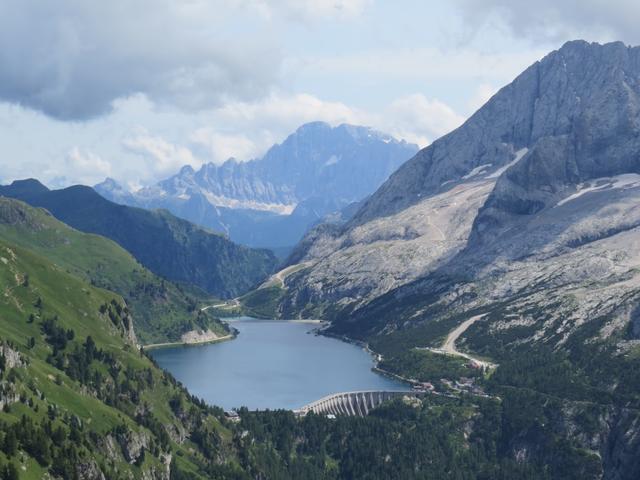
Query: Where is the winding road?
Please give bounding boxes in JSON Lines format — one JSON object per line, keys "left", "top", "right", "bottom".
{"left": 426, "top": 314, "right": 497, "bottom": 369}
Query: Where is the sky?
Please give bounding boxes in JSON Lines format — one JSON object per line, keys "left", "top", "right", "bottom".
{"left": 1, "top": 0, "right": 639, "bottom": 189}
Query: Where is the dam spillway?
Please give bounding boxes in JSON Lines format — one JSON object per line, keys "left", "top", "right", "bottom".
{"left": 296, "top": 390, "right": 421, "bottom": 417}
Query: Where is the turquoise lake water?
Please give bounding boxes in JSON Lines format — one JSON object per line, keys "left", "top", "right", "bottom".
{"left": 150, "top": 317, "right": 409, "bottom": 410}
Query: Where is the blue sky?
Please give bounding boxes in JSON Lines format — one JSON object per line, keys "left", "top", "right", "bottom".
{"left": 0, "top": 0, "right": 638, "bottom": 188}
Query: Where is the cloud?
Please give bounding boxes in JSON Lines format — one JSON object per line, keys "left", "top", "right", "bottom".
{"left": 41, "top": 147, "right": 112, "bottom": 187}
{"left": 467, "top": 83, "right": 499, "bottom": 114}
{"left": 151, "top": 91, "right": 462, "bottom": 172}
{"left": 190, "top": 129, "right": 260, "bottom": 164}
{"left": 213, "top": 92, "right": 365, "bottom": 131}
{"left": 382, "top": 94, "right": 466, "bottom": 147}
{"left": 185, "top": 92, "right": 368, "bottom": 164}
{"left": 296, "top": 47, "right": 544, "bottom": 84}
{"left": 0, "top": 0, "right": 376, "bottom": 121}
{"left": 0, "top": 0, "right": 281, "bottom": 120}
{"left": 122, "top": 133, "right": 200, "bottom": 179}
{"left": 258, "top": 0, "right": 371, "bottom": 20}
{"left": 453, "top": 0, "right": 640, "bottom": 45}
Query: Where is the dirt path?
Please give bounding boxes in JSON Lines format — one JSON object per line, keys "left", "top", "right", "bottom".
{"left": 425, "top": 314, "right": 497, "bottom": 369}
{"left": 260, "top": 262, "right": 312, "bottom": 289}
{"left": 201, "top": 299, "right": 240, "bottom": 312}
{"left": 442, "top": 314, "right": 486, "bottom": 355}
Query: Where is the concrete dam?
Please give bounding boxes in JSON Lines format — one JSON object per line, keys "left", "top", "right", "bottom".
{"left": 296, "top": 390, "right": 421, "bottom": 417}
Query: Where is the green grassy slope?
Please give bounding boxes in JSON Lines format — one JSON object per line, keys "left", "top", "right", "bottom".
{"left": 0, "top": 197, "right": 226, "bottom": 345}
{"left": 0, "top": 235, "right": 249, "bottom": 479}
{"left": 0, "top": 180, "right": 278, "bottom": 298}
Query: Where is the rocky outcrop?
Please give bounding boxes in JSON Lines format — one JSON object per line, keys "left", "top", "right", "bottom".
{"left": 133, "top": 122, "right": 417, "bottom": 212}
{"left": 180, "top": 329, "right": 223, "bottom": 344}
{"left": 282, "top": 178, "right": 495, "bottom": 316}
{"left": 76, "top": 461, "right": 106, "bottom": 480}
{"left": 116, "top": 429, "right": 151, "bottom": 464}
{"left": 0, "top": 342, "right": 24, "bottom": 369}
{"left": 123, "top": 311, "right": 138, "bottom": 346}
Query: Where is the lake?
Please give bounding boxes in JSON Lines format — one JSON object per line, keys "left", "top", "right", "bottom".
{"left": 150, "top": 317, "right": 409, "bottom": 410}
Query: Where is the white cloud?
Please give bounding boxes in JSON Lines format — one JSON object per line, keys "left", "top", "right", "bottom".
{"left": 294, "top": 47, "right": 545, "bottom": 84}
{"left": 42, "top": 147, "right": 112, "bottom": 187}
{"left": 381, "top": 94, "right": 466, "bottom": 147}
{"left": 453, "top": 0, "right": 640, "bottom": 45}
{"left": 190, "top": 129, "right": 261, "bottom": 164}
{"left": 467, "top": 83, "right": 499, "bottom": 114}
{"left": 184, "top": 92, "right": 369, "bottom": 164}
{"left": 260, "top": 0, "right": 371, "bottom": 20}
{"left": 122, "top": 134, "right": 200, "bottom": 180}
{"left": 214, "top": 92, "right": 365, "bottom": 131}
{"left": 143, "top": 91, "right": 462, "bottom": 173}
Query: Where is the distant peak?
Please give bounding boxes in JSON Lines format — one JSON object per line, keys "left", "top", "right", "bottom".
{"left": 549, "top": 39, "right": 633, "bottom": 64}
{"left": 10, "top": 178, "right": 47, "bottom": 187}
{"left": 296, "top": 121, "right": 331, "bottom": 132}
{"left": 8, "top": 178, "right": 50, "bottom": 193}
{"left": 95, "top": 177, "right": 121, "bottom": 188}
{"left": 558, "top": 39, "right": 627, "bottom": 52}
{"left": 179, "top": 165, "right": 195, "bottom": 175}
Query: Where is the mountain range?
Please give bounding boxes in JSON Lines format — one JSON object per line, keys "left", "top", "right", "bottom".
{"left": 95, "top": 122, "right": 418, "bottom": 249}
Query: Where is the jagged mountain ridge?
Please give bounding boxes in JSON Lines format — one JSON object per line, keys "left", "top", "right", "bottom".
{"left": 96, "top": 122, "right": 418, "bottom": 248}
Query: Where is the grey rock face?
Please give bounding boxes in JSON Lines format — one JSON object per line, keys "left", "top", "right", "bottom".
{"left": 76, "top": 461, "right": 106, "bottom": 480}
{"left": 0, "top": 342, "right": 24, "bottom": 369}
{"left": 472, "top": 40, "right": 640, "bottom": 245}
{"left": 352, "top": 40, "right": 640, "bottom": 228}
{"left": 116, "top": 429, "right": 151, "bottom": 464}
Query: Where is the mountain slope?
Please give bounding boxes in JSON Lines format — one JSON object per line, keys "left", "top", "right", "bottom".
{"left": 0, "top": 197, "right": 226, "bottom": 344}
{"left": 280, "top": 40, "right": 640, "bottom": 320}
{"left": 0, "top": 180, "right": 277, "bottom": 298}
{"left": 269, "top": 40, "right": 640, "bottom": 478}
{"left": 96, "top": 122, "right": 418, "bottom": 248}
{"left": 0, "top": 234, "right": 245, "bottom": 479}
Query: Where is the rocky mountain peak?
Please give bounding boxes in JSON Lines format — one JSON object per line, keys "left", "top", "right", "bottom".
{"left": 349, "top": 40, "right": 640, "bottom": 228}
{"left": 470, "top": 40, "right": 640, "bottom": 245}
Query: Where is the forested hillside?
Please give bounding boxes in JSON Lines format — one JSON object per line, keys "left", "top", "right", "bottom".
{"left": 0, "top": 180, "right": 277, "bottom": 298}
{"left": 0, "top": 198, "right": 225, "bottom": 344}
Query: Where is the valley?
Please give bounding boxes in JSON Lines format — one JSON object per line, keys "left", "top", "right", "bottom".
{"left": 2, "top": 35, "right": 640, "bottom": 480}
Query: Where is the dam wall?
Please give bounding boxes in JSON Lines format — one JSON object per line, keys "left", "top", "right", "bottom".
{"left": 296, "top": 390, "right": 420, "bottom": 417}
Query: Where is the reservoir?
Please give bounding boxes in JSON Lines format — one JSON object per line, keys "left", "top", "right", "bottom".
{"left": 150, "top": 317, "right": 409, "bottom": 410}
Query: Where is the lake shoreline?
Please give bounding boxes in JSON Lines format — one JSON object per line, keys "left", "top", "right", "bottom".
{"left": 150, "top": 317, "right": 409, "bottom": 410}
{"left": 143, "top": 332, "right": 236, "bottom": 351}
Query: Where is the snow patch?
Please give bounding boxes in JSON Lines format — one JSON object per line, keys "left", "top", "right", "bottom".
{"left": 556, "top": 173, "right": 640, "bottom": 207}
{"left": 486, "top": 148, "right": 529, "bottom": 179}
{"left": 202, "top": 191, "right": 296, "bottom": 215}
{"left": 462, "top": 164, "right": 492, "bottom": 180}
{"left": 324, "top": 155, "right": 340, "bottom": 167}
